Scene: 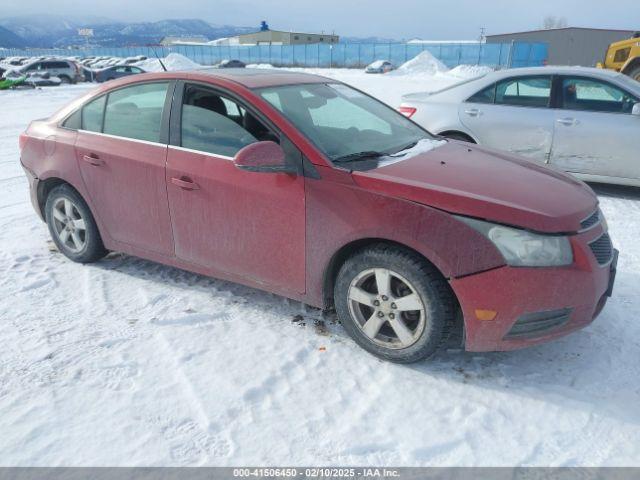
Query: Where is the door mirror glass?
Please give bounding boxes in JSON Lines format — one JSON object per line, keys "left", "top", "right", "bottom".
{"left": 633, "top": 103, "right": 640, "bottom": 116}
{"left": 234, "top": 141, "right": 293, "bottom": 173}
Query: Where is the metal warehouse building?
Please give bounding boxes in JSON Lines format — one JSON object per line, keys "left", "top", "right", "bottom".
{"left": 233, "top": 30, "right": 339, "bottom": 45}
{"left": 486, "top": 27, "right": 636, "bottom": 67}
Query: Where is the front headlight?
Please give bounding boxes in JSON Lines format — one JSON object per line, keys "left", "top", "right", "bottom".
{"left": 457, "top": 216, "right": 573, "bottom": 267}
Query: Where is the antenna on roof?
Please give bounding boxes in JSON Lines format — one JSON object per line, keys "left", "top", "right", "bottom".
{"left": 150, "top": 46, "right": 167, "bottom": 72}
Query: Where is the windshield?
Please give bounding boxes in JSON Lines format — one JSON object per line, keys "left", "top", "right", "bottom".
{"left": 256, "top": 83, "right": 437, "bottom": 165}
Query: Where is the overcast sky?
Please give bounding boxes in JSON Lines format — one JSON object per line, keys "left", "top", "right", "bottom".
{"left": 3, "top": 0, "right": 640, "bottom": 39}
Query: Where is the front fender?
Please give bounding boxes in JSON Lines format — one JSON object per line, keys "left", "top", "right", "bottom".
{"left": 305, "top": 168, "right": 505, "bottom": 307}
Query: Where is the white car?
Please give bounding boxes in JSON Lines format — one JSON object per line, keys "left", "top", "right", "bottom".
{"left": 399, "top": 66, "right": 640, "bottom": 187}
{"left": 365, "top": 60, "right": 394, "bottom": 74}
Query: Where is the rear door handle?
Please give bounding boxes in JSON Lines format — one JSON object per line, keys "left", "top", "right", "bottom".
{"left": 82, "top": 154, "right": 104, "bottom": 166}
{"left": 557, "top": 118, "right": 578, "bottom": 126}
{"left": 171, "top": 177, "right": 200, "bottom": 191}
{"left": 464, "top": 108, "right": 481, "bottom": 117}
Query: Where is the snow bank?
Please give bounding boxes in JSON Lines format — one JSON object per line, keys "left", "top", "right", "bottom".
{"left": 136, "top": 53, "right": 201, "bottom": 72}
{"left": 392, "top": 50, "right": 449, "bottom": 76}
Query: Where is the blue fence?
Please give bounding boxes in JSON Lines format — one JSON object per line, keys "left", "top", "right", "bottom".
{"left": 1, "top": 42, "right": 548, "bottom": 69}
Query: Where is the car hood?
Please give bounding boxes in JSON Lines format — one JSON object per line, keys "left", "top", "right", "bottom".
{"left": 352, "top": 141, "right": 597, "bottom": 233}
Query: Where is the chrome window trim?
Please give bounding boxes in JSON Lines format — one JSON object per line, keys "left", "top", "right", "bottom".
{"left": 77, "top": 129, "right": 166, "bottom": 148}
{"left": 168, "top": 144, "right": 234, "bottom": 161}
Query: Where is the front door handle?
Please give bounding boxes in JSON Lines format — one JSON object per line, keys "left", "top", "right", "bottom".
{"left": 171, "top": 176, "right": 200, "bottom": 191}
{"left": 557, "top": 118, "right": 578, "bottom": 126}
{"left": 82, "top": 154, "right": 104, "bottom": 166}
{"left": 464, "top": 108, "right": 481, "bottom": 117}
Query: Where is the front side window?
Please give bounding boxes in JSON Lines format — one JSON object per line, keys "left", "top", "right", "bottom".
{"left": 82, "top": 95, "right": 106, "bottom": 132}
{"left": 495, "top": 76, "right": 551, "bottom": 108}
{"left": 561, "top": 77, "right": 639, "bottom": 113}
{"left": 257, "top": 83, "right": 433, "bottom": 162}
{"left": 103, "top": 82, "right": 169, "bottom": 142}
{"left": 180, "top": 85, "right": 276, "bottom": 157}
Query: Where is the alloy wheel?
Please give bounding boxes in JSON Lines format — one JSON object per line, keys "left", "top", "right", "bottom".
{"left": 347, "top": 268, "right": 426, "bottom": 349}
{"left": 52, "top": 197, "right": 87, "bottom": 253}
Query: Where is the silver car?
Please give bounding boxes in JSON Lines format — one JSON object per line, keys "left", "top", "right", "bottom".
{"left": 18, "top": 58, "right": 83, "bottom": 84}
{"left": 399, "top": 67, "right": 640, "bottom": 187}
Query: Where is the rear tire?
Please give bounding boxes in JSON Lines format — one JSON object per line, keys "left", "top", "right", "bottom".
{"left": 45, "top": 184, "right": 107, "bottom": 263}
{"left": 58, "top": 75, "right": 72, "bottom": 84}
{"left": 334, "top": 244, "right": 455, "bottom": 363}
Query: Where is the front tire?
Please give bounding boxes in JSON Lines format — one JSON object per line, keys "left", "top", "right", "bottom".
{"left": 45, "top": 184, "right": 107, "bottom": 263}
{"left": 334, "top": 244, "right": 455, "bottom": 363}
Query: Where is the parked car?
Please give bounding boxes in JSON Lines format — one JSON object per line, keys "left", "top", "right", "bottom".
{"left": 19, "top": 69, "right": 616, "bottom": 363}
{"left": 365, "top": 60, "right": 395, "bottom": 74}
{"left": 94, "top": 65, "right": 145, "bottom": 82}
{"left": 399, "top": 66, "right": 640, "bottom": 187}
{"left": 216, "top": 59, "right": 246, "bottom": 68}
{"left": 17, "top": 59, "right": 83, "bottom": 84}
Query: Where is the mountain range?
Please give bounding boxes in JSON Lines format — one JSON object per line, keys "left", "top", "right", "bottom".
{"left": 0, "top": 15, "right": 399, "bottom": 49}
{"left": 0, "top": 15, "right": 256, "bottom": 48}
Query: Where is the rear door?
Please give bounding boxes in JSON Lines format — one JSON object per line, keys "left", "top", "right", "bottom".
{"left": 459, "top": 75, "right": 555, "bottom": 162}
{"left": 75, "top": 81, "right": 175, "bottom": 255}
{"left": 550, "top": 75, "right": 640, "bottom": 180}
{"left": 165, "top": 82, "right": 306, "bottom": 292}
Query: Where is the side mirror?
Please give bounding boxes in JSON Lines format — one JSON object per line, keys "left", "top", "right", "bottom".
{"left": 632, "top": 103, "right": 640, "bottom": 116}
{"left": 234, "top": 141, "right": 296, "bottom": 174}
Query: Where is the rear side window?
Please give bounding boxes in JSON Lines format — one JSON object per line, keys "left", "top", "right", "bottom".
{"left": 467, "top": 83, "right": 495, "bottom": 104}
{"left": 103, "top": 83, "right": 169, "bottom": 142}
{"left": 495, "top": 76, "right": 551, "bottom": 108}
{"left": 561, "top": 77, "right": 639, "bottom": 113}
{"left": 81, "top": 95, "right": 106, "bottom": 132}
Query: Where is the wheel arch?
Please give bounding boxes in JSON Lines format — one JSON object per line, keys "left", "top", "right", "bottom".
{"left": 37, "top": 177, "right": 96, "bottom": 226}
{"left": 323, "top": 238, "right": 455, "bottom": 304}
{"left": 322, "top": 237, "right": 464, "bottom": 344}
{"left": 438, "top": 130, "right": 478, "bottom": 143}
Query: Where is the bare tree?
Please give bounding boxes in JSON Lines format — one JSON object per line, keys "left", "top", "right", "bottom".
{"left": 542, "top": 15, "right": 569, "bottom": 29}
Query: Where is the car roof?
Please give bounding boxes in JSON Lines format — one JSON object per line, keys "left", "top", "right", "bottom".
{"left": 186, "top": 67, "right": 333, "bottom": 88}
{"left": 487, "top": 66, "right": 624, "bottom": 80}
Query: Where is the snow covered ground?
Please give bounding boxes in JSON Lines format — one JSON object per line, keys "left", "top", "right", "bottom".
{"left": 1, "top": 69, "right": 640, "bottom": 467}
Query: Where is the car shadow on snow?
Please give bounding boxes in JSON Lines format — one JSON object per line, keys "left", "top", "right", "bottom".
{"left": 91, "top": 251, "right": 640, "bottom": 426}
{"left": 588, "top": 182, "right": 640, "bottom": 200}
{"left": 410, "top": 271, "right": 640, "bottom": 426}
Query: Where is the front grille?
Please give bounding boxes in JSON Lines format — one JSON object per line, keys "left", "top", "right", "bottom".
{"left": 504, "top": 308, "right": 572, "bottom": 339}
{"left": 580, "top": 210, "right": 600, "bottom": 230}
{"left": 589, "top": 233, "right": 613, "bottom": 266}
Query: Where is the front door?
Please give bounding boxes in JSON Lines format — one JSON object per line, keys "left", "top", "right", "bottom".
{"left": 165, "top": 83, "right": 306, "bottom": 293}
{"left": 460, "top": 75, "right": 555, "bottom": 162}
{"left": 550, "top": 75, "right": 640, "bottom": 181}
{"left": 75, "top": 82, "right": 174, "bottom": 255}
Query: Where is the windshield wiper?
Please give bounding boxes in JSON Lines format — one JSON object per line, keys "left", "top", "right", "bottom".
{"left": 333, "top": 151, "right": 386, "bottom": 163}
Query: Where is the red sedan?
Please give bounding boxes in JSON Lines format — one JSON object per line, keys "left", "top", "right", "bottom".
{"left": 19, "top": 69, "right": 617, "bottom": 363}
